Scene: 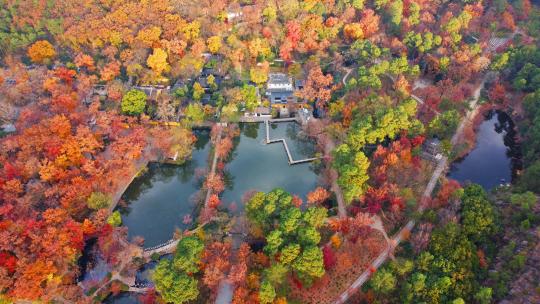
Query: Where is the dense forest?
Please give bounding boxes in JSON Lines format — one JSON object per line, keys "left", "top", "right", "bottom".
{"left": 0, "top": 0, "right": 539, "bottom": 303}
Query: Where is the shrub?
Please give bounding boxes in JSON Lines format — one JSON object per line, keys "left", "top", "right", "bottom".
{"left": 87, "top": 192, "right": 111, "bottom": 210}
{"left": 107, "top": 211, "right": 122, "bottom": 227}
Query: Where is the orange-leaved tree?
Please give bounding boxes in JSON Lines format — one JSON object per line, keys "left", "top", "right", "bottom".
{"left": 27, "top": 40, "right": 56, "bottom": 64}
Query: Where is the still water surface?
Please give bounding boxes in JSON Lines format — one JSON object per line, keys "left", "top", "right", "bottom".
{"left": 119, "top": 122, "right": 319, "bottom": 246}
{"left": 118, "top": 130, "right": 211, "bottom": 248}
{"left": 449, "top": 110, "right": 521, "bottom": 190}
{"left": 107, "top": 123, "right": 319, "bottom": 303}
{"left": 221, "top": 122, "right": 319, "bottom": 209}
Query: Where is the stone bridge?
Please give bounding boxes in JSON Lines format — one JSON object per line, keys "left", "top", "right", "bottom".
{"left": 128, "top": 283, "right": 151, "bottom": 293}
{"left": 142, "top": 239, "right": 179, "bottom": 258}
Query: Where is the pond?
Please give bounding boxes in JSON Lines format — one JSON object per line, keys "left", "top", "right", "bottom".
{"left": 221, "top": 122, "right": 319, "bottom": 210}
{"left": 449, "top": 110, "right": 521, "bottom": 190}
{"left": 118, "top": 130, "right": 211, "bottom": 248}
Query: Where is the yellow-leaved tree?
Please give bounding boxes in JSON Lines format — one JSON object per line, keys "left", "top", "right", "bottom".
{"left": 147, "top": 48, "right": 170, "bottom": 76}
{"left": 207, "top": 36, "right": 222, "bottom": 54}
{"left": 250, "top": 61, "right": 269, "bottom": 85}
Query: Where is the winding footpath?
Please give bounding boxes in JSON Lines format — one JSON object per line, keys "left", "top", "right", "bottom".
{"left": 333, "top": 77, "right": 487, "bottom": 304}
{"left": 342, "top": 67, "right": 354, "bottom": 86}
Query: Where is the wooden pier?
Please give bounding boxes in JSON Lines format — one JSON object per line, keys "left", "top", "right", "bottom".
{"left": 264, "top": 120, "right": 319, "bottom": 165}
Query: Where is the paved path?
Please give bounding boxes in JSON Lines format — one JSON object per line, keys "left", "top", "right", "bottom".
{"left": 369, "top": 215, "right": 390, "bottom": 244}
{"left": 331, "top": 173, "right": 347, "bottom": 218}
{"left": 203, "top": 124, "right": 224, "bottom": 211}
{"left": 333, "top": 155, "right": 447, "bottom": 304}
{"left": 324, "top": 139, "right": 347, "bottom": 219}
{"left": 333, "top": 77, "right": 487, "bottom": 304}
{"left": 385, "top": 75, "right": 441, "bottom": 116}
{"left": 410, "top": 94, "right": 424, "bottom": 105}
{"left": 411, "top": 93, "right": 441, "bottom": 115}
{"left": 342, "top": 67, "right": 354, "bottom": 86}
{"left": 215, "top": 218, "right": 247, "bottom": 304}
{"left": 451, "top": 78, "right": 486, "bottom": 146}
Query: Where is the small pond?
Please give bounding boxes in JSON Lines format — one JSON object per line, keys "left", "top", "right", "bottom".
{"left": 118, "top": 130, "right": 211, "bottom": 248}
{"left": 221, "top": 122, "right": 319, "bottom": 209}
{"left": 449, "top": 110, "right": 521, "bottom": 190}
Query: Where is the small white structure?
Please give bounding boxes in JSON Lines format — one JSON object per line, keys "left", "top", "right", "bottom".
{"left": 227, "top": 11, "right": 243, "bottom": 21}
{"left": 1, "top": 123, "right": 16, "bottom": 133}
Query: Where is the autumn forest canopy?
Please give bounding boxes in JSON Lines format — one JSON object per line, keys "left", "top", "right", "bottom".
{"left": 0, "top": 0, "right": 540, "bottom": 303}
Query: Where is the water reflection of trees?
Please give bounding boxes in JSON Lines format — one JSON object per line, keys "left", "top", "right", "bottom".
{"left": 135, "top": 254, "right": 173, "bottom": 285}
{"left": 120, "top": 131, "right": 211, "bottom": 208}
{"left": 120, "top": 164, "right": 156, "bottom": 204}
{"left": 492, "top": 110, "right": 523, "bottom": 175}
{"left": 284, "top": 123, "right": 316, "bottom": 158}
{"left": 122, "top": 163, "right": 194, "bottom": 202}
{"left": 193, "top": 129, "right": 210, "bottom": 150}
{"left": 222, "top": 170, "right": 235, "bottom": 191}
{"left": 242, "top": 123, "right": 260, "bottom": 139}
{"left": 224, "top": 123, "right": 263, "bottom": 192}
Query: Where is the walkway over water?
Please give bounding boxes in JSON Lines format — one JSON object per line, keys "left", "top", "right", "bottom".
{"left": 264, "top": 120, "right": 319, "bottom": 165}
{"left": 142, "top": 238, "right": 179, "bottom": 258}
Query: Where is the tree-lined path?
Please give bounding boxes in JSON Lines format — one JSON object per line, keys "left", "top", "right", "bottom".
{"left": 333, "top": 76, "right": 487, "bottom": 304}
